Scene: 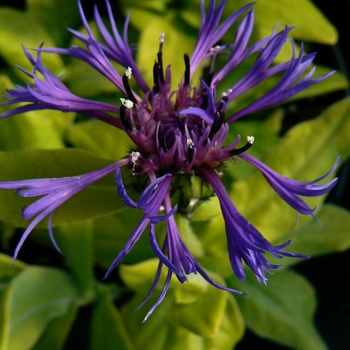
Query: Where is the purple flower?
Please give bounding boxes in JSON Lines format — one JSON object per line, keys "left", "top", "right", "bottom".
{"left": 0, "top": 0, "right": 338, "bottom": 319}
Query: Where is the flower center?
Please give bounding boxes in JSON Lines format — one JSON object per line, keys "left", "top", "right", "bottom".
{"left": 120, "top": 34, "right": 252, "bottom": 177}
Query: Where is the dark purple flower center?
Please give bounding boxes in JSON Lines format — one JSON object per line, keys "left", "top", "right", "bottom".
{"left": 120, "top": 35, "right": 252, "bottom": 177}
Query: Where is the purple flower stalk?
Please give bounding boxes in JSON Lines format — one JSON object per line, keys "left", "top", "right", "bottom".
{"left": 0, "top": 0, "right": 339, "bottom": 319}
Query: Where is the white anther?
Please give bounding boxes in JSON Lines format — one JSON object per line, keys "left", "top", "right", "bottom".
{"left": 159, "top": 32, "right": 165, "bottom": 44}
{"left": 130, "top": 151, "right": 141, "bottom": 163}
{"left": 186, "top": 139, "right": 194, "bottom": 148}
{"left": 210, "top": 45, "right": 221, "bottom": 53}
{"left": 129, "top": 151, "right": 141, "bottom": 171}
{"left": 222, "top": 89, "right": 232, "bottom": 99}
{"left": 125, "top": 67, "right": 132, "bottom": 79}
{"left": 225, "top": 89, "right": 233, "bottom": 96}
{"left": 120, "top": 98, "right": 134, "bottom": 109}
{"left": 247, "top": 136, "right": 254, "bottom": 144}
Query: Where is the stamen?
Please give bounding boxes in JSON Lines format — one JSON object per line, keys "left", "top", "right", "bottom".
{"left": 158, "top": 123, "right": 168, "bottom": 151}
{"left": 157, "top": 33, "right": 165, "bottom": 85}
{"left": 209, "top": 110, "right": 225, "bottom": 139}
{"left": 184, "top": 53, "right": 190, "bottom": 86}
{"left": 230, "top": 136, "right": 254, "bottom": 156}
{"left": 129, "top": 151, "right": 141, "bottom": 171}
{"left": 120, "top": 98, "right": 134, "bottom": 109}
{"left": 153, "top": 62, "right": 161, "bottom": 93}
{"left": 208, "top": 91, "right": 230, "bottom": 137}
{"left": 186, "top": 139, "right": 195, "bottom": 163}
{"left": 159, "top": 32, "right": 165, "bottom": 44}
{"left": 206, "top": 45, "right": 221, "bottom": 86}
{"left": 247, "top": 136, "right": 254, "bottom": 144}
{"left": 222, "top": 89, "right": 232, "bottom": 102}
{"left": 200, "top": 89, "right": 208, "bottom": 109}
{"left": 119, "top": 105, "right": 133, "bottom": 132}
{"left": 122, "top": 68, "right": 137, "bottom": 105}
{"left": 125, "top": 66, "right": 132, "bottom": 79}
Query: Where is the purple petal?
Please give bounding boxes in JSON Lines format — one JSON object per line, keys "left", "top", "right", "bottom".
{"left": 115, "top": 168, "right": 138, "bottom": 208}
{"left": 240, "top": 153, "right": 339, "bottom": 214}
{"left": 0, "top": 160, "right": 128, "bottom": 259}
{"left": 191, "top": 2, "right": 254, "bottom": 77}
{"left": 104, "top": 216, "right": 150, "bottom": 279}
{"left": 199, "top": 165, "right": 308, "bottom": 283}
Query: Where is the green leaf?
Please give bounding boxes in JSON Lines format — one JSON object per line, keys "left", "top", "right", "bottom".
{"left": 203, "top": 295, "right": 244, "bottom": 350}
{"left": 0, "top": 110, "right": 73, "bottom": 151}
{"left": 231, "top": 97, "right": 350, "bottom": 241}
{"left": 165, "top": 294, "right": 244, "bottom": 350}
{"left": 0, "top": 254, "right": 25, "bottom": 282}
{"left": 191, "top": 196, "right": 221, "bottom": 222}
{"left": 272, "top": 204, "right": 350, "bottom": 267}
{"left": 0, "top": 255, "right": 26, "bottom": 312}
{"left": 54, "top": 221, "right": 95, "bottom": 298}
{"left": 32, "top": 304, "right": 78, "bottom": 350}
{"left": 120, "top": 294, "right": 172, "bottom": 350}
{"left": 0, "top": 8, "right": 64, "bottom": 78}
{"left": 226, "top": 0, "right": 338, "bottom": 44}
{"left": 0, "top": 149, "right": 125, "bottom": 227}
{"left": 67, "top": 120, "right": 134, "bottom": 160}
{"left": 119, "top": 0, "right": 168, "bottom": 15}
{"left": 120, "top": 259, "right": 244, "bottom": 350}
{"left": 119, "top": 0, "right": 169, "bottom": 13}
{"left": 91, "top": 284, "right": 135, "bottom": 350}
{"left": 178, "top": 0, "right": 202, "bottom": 29}
{"left": 27, "top": 0, "right": 80, "bottom": 46}
{"left": 120, "top": 259, "right": 209, "bottom": 306}
{"left": 119, "top": 0, "right": 202, "bottom": 31}
{"left": 0, "top": 266, "right": 78, "bottom": 350}
{"left": 228, "top": 269, "right": 327, "bottom": 350}
{"left": 175, "top": 215, "right": 204, "bottom": 257}
{"left": 120, "top": 259, "right": 168, "bottom": 292}
{"left": 168, "top": 274, "right": 227, "bottom": 338}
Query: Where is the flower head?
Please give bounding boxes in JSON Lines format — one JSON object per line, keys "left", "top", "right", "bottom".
{"left": 0, "top": 0, "right": 338, "bottom": 319}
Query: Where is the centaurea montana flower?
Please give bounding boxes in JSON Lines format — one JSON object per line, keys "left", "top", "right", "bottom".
{"left": 0, "top": 0, "right": 339, "bottom": 320}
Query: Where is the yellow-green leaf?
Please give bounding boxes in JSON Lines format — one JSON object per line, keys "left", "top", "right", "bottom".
{"left": 0, "top": 266, "right": 78, "bottom": 350}
{"left": 0, "top": 8, "right": 64, "bottom": 78}
{"left": 229, "top": 269, "right": 327, "bottom": 350}
{"left": 226, "top": 0, "right": 338, "bottom": 44}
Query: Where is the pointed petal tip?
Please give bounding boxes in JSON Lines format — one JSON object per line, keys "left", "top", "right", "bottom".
{"left": 10, "top": 257, "right": 16, "bottom": 267}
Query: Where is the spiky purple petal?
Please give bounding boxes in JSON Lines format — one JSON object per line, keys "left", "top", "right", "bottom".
{"left": 239, "top": 153, "right": 340, "bottom": 217}
{"left": 199, "top": 165, "right": 309, "bottom": 283}
{"left": 0, "top": 159, "right": 128, "bottom": 260}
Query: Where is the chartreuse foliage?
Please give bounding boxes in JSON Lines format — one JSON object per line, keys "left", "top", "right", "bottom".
{"left": 228, "top": 269, "right": 328, "bottom": 350}
{"left": 0, "top": 0, "right": 349, "bottom": 349}
{"left": 119, "top": 260, "right": 245, "bottom": 350}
